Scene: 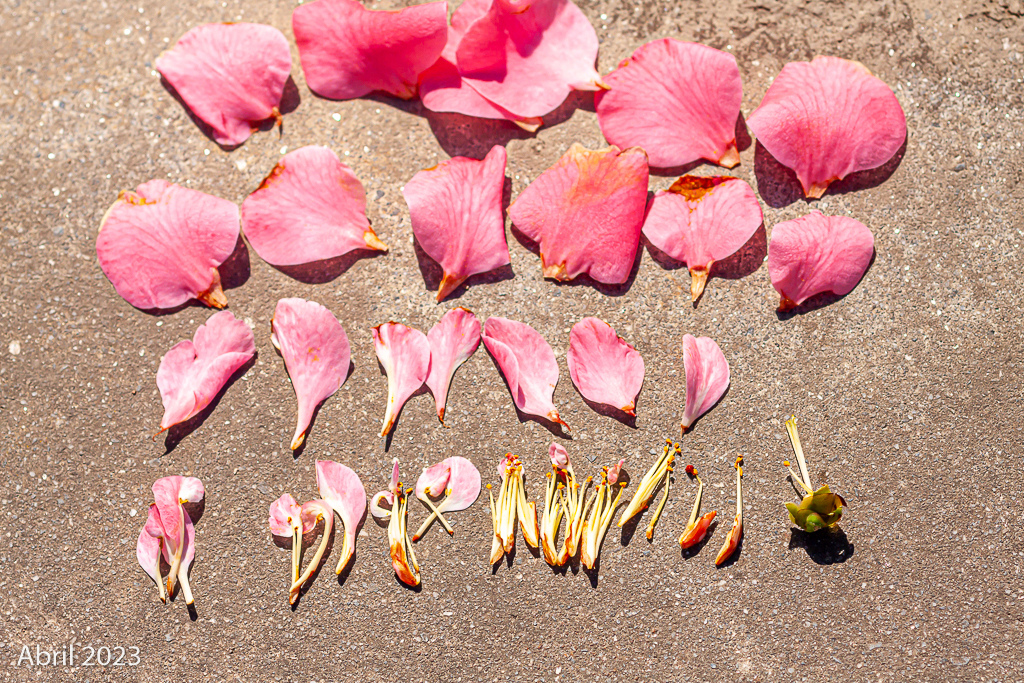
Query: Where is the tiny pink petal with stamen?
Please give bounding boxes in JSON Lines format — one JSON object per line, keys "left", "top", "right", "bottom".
{"left": 746, "top": 56, "right": 907, "bottom": 198}
{"left": 316, "top": 460, "right": 367, "bottom": 573}
{"left": 607, "top": 459, "right": 625, "bottom": 485}
{"left": 681, "top": 334, "right": 730, "bottom": 431}
{"left": 768, "top": 211, "right": 875, "bottom": 312}
{"left": 425, "top": 308, "right": 481, "bottom": 423}
{"left": 268, "top": 493, "right": 303, "bottom": 537}
{"left": 416, "top": 456, "right": 481, "bottom": 513}
{"left": 372, "top": 323, "right": 431, "bottom": 437}
{"left": 549, "top": 443, "right": 569, "bottom": 470}
{"left": 567, "top": 317, "right": 645, "bottom": 416}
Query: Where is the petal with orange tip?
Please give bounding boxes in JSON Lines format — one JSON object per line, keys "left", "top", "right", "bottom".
{"left": 372, "top": 322, "right": 432, "bottom": 437}
{"left": 567, "top": 317, "right": 645, "bottom": 416}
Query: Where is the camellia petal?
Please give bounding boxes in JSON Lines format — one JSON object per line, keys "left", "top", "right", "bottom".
{"left": 746, "top": 56, "right": 907, "bottom": 198}
{"left": 136, "top": 504, "right": 167, "bottom": 603}
{"left": 566, "top": 317, "right": 645, "bottom": 416}
{"left": 595, "top": 39, "right": 743, "bottom": 169}
{"left": 372, "top": 322, "right": 432, "bottom": 437}
{"left": 293, "top": 0, "right": 447, "bottom": 100}
{"left": 97, "top": 180, "right": 240, "bottom": 311}
{"left": 241, "top": 146, "right": 388, "bottom": 267}
{"left": 268, "top": 493, "right": 303, "bottom": 538}
{"left": 767, "top": 211, "right": 875, "bottom": 312}
{"left": 316, "top": 460, "right": 368, "bottom": 574}
{"left": 681, "top": 334, "right": 730, "bottom": 432}
{"left": 425, "top": 308, "right": 481, "bottom": 423}
{"left": 509, "top": 144, "right": 649, "bottom": 284}
{"left": 151, "top": 476, "right": 204, "bottom": 603}
{"left": 412, "top": 456, "right": 481, "bottom": 540}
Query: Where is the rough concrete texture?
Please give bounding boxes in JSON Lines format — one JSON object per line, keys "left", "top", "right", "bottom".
{"left": 1, "top": 0, "right": 1023, "bottom": 681}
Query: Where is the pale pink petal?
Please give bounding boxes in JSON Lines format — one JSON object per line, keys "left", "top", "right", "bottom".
{"left": 415, "top": 460, "right": 451, "bottom": 500}
{"left": 595, "top": 39, "right": 743, "bottom": 169}
{"left": 549, "top": 442, "right": 569, "bottom": 469}
{"left": 746, "top": 56, "right": 907, "bottom": 198}
{"left": 136, "top": 504, "right": 165, "bottom": 591}
{"left": 293, "top": 0, "right": 447, "bottom": 100}
{"left": 241, "top": 146, "right": 388, "bottom": 267}
{"left": 268, "top": 493, "right": 302, "bottom": 537}
{"left": 97, "top": 180, "right": 240, "bottom": 311}
{"left": 300, "top": 499, "right": 335, "bottom": 534}
{"left": 607, "top": 458, "right": 625, "bottom": 485}
{"left": 373, "top": 323, "right": 431, "bottom": 437}
{"left": 271, "top": 298, "right": 351, "bottom": 450}
{"left": 681, "top": 334, "right": 730, "bottom": 431}
{"left": 567, "top": 317, "right": 645, "bottom": 416}
{"left": 509, "top": 144, "right": 649, "bottom": 284}
{"left": 425, "top": 308, "right": 481, "bottom": 423}
{"left": 155, "top": 23, "right": 291, "bottom": 147}
{"left": 767, "top": 211, "right": 875, "bottom": 311}
{"left": 151, "top": 476, "right": 205, "bottom": 551}
{"left": 434, "top": 456, "right": 481, "bottom": 512}
{"left": 482, "top": 316, "right": 569, "bottom": 431}
{"left": 404, "top": 146, "right": 510, "bottom": 301}
{"left": 316, "top": 460, "right": 367, "bottom": 573}
{"left": 156, "top": 311, "right": 256, "bottom": 431}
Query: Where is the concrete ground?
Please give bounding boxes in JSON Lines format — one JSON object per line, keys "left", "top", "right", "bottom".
{"left": 1, "top": 0, "right": 1023, "bottom": 681}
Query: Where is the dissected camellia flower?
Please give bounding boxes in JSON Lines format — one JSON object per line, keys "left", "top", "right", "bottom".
{"left": 269, "top": 494, "right": 335, "bottom": 604}
{"left": 293, "top": 0, "right": 447, "bottom": 100}
{"left": 403, "top": 146, "right": 510, "bottom": 301}
{"left": 372, "top": 322, "right": 432, "bottom": 437}
{"left": 137, "top": 476, "right": 204, "bottom": 605}
{"left": 509, "top": 144, "right": 649, "bottom": 285}
{"left": 487, "top": 453, "right": 540, "bottom": 564}
{"left": 580, "top": 458, "right": 627, "bottom": 569}
{"left": 412, "top": 456, "right": 481, "bottom": 541}
{"left": 425, "top": 308, "right": 481, "bottom": 423}
{"left": 97, "top": 180, "right": 240, "bottom": 311}
{"left": 747, "top": 56, "right": 907, "bottom": 198}
{"left": 155, "top": 23, "right": 292, "bottom": 147}
{"left": 681, "top": 334, "right": 730, "bottom": 433}
{"left": 768, "top": 211, "right": 874, "bottom": 312}
{"left": 156, "top": 311, "right": 255, "bottom": 433}
{"left": 679, "top": 465, "right": 717, "bottom": 549}
{"left": 482, "top": 317, "right": 569, "bottom": 432}
{"left": 783, "top": 416, "right": 846, "bottom": 532}
{"left": 715, "top": 456, "right": 744, "bottom": 566}
{"left": 241, "top": 146, "right": 388, "bottom": 267}
{"left": 595, "top": 39, "right": 743, "bottom": 169}
{"left": 642, "top": 176, "right": 764, "bottom": 302}
{"left": 618, "top": 439, "right": 677, "bottom": 540}
{"left": 371, "top": 460, "right": 420, "bottom": 586}
{"left": 316, "top": 460, "right": 367, "bottom": 574}
{"left": 567, "top": 317, "right": 645, "bottom": 416}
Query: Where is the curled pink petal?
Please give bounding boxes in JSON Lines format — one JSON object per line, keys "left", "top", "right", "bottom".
{"left": 681, "top": 334, "right": 730, "bottom": 432}
{"left": 768, "top": 211, "right": 875, "bottom": 311}
{"left": 151, "top": 476, "right": 204, "bottom": 604}
{"left": 293, "top": 0, "right": 447, "bottom": 100}
{"left": 642, "top": 176, "right": 763, "bottom": 301}
{"left": 413, "top": 456, "right": 481, "bottom": 540}
{"left": 425, "top": 308, "right": 481, "bottom": 423}
{"left": 268, "top": 493, "right": 303, "bottom": 537}
{"left": 567, "top": 317, "right": 645, "bottom": 416}
{"left": 607, "top": 458, "right": 625, "bottom": 485}
{"left": 300, "top": 499, "right": 335, "bottom": 534}
{"left": 415, "top": 461, "right": 451, "bottom": 500}
{"left": 549, "top": 443, "right": 569, "bottom": 469}
{"left": 372, "top": 323, "right": 431, "bottom": 437}
{"left": 136, "top": 504, "right": 166, "bottom": 599}
{"left": 509, "top": 144, "right": 649, "bottom": 284}
{"left": 482, "top": 317, "right": 569, "bottom": 432}
{"left": 316, "top": 460, "right": 366, "bottom": 574}
{"left": 156, "top": 311, "right": 256, "bottom": 432}
{"left": 271, "top": 298, "right": 351, "bottom": 450}
{"left": 404, "top": 146, "right": 510, "bottom": 301}
{"left": 241, "top": 146, "right": 388, "bottom": 267}
{"left": 595, "top": 39, "right": 743, "bottom": 169}
{"left": 97, "top": 180, "right": 240, "bottom": 311}
{"left": 746, "top": 56, "right": 907, "bottom": 198}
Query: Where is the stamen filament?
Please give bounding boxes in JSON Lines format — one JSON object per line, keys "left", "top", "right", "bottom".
{"left": 785, "top": 416, "right": 813, "bottom": 491}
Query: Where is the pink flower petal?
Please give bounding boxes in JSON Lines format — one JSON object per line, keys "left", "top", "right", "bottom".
{"left": 300, "top": 499, "right": 334, "bottom": 534}
{"left": 415, "top": 456, "right": 481, "bottom": 513}
{"left": 768, "top": 211, "right": 875, "bottom": 311}
{"left": 509, "top": 144, "right": 649, "bottom": 284}
{"left": 241, "top": 146, "right": 388, "bottom": 267}
{"left": 293, "top": 0, "right": 447, "bottom": 100}
{"left": 316, "top": 460, "right": 367, "bottom": 573}
{"left": 268, "top": 493, "right": 303, "bottom": 537}
{"left": 482, "top": 316, "right": 569, "bottom": 431}
{"left": 155, "top": 23, "right": 291, "bottom": 147}
{"left": 157, "top": 311, "right": 256, "bottom": 431}
{"left": 567, "top": 317, "right": 645, "bottom": 416}
{"left": 271, "top": 298, "right": 351, "bottom": 450}
{"left": 136, "top": 504, "right": 165, "bottom": 593}
{"left": 642, "top": 176, "right": 763, "bottom": 301}
{"left": 746, "top": 56, "right": 907, "bottom": 198}
{"left": 150, "top": 475, "right": 203, "bottom": 603}
{"left": 595, "top": 39, "right": 743, "bottom": 169}
{"left": 606, "top": 458, "right": 625, "bottom": 485}
{"left": 372, "top": 322, "right": 431, "bottom": 437}
{"left": 681, "top": 334, "right": 730, "bottom": 431}
{"left": 97, "top": 180, "right": 240, "bottom": 311}
{"left": 425, "top": 308, "right": 481, "bottom": 423}
{"left": 549, "top": 442, "right": 569, "bottom": 469}
{"left": 404, "top": 146, "right": 510, "bottom": 301}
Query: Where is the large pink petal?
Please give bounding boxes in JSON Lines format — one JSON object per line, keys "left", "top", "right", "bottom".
{"left": 372, "top": 322, "right": 431, "bottom": 437}
{"left": 746, "top": 56, "right": 906, "bottom": 198}
{"left": 642, "top": 176, "right": 763, "bottom": 301}
{"left": 241, "top": 146, "right": 388, "bottom": 267}
{"left": 316, "top": 460, "right": 367, "bottom": 573}
{"left": 293, "top": 0, "right": 447, "bottom": 100}
{"left": 508, "top": 144, "right": 649, "bottom": 284}
{"left": 425, "top": 308, "right": 481, "bottom": 422}
{"left": 482, "top": 316, "right": 568, "bottom": 431}
{"left": 155, "top": 23, "right": 291, "bottom": 147}
{"left": 156, "top": 311, "right": 256, "bottom": 431}
{"left": 97, "top": 180, "right": 240, "bottom": 311}
{"left": 271, "top": 298, "right": 351, "bottom": 450}
{"left": 566, "top": 317, "right": 645, "bottom": 416}
{"left": 767, "top": 211, "right": 875, "bottom": 311}
{"left": 268, "top": 493, "right": 302, "bottom": 537}
{"left": 595, "top": 39, "right": 743, "bottom": 169}
{"left": 681, "top": 334, "right": 730, "bottom": 431}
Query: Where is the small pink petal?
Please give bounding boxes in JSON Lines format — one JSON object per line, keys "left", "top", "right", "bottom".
{"left": 549, "top": 443, "right": 569, "bottom": 469}
{"left": 300, "top": 499, "right": 334, "bottom": 534}
{"left": 316, "top": 459, "right": 367, "bottom": 573}
{"left": 768, "top": 211, "right": 875, "bottom": 311}
{"left": 155, "top": 23, "right": 291, "bottom": 146}
{"left": 241, "top": 146, "right": 388, "bottom": 267}
{"left": 97, "top": 180, "right": 240, "bottom": 311}
{"left": 567, "top": 317, "right": 645, "bottom": 416}
{"left": 681, "top": 334, "right": 730, "bottom": 431}
{"left": 268, "top": 493, "right": 303, "bottom": 537}
{"left": 595, "top": 39, "right": 743, "bottom": 169}
{"left": 293, "top": 0, "right": 447, "bottom": 100}
{"left": 415, "top": 461, "right": 452, "bottom": 500}
{"left": 136, "top": 504, "right": 165, "bottom": 590}
{"left": 156, "top": 311, "right": 256, "bottom": 431}
{"left": 425, "top": 308, "right": 481, "bottom": 422}
{"left": 606, "top": 458, "right": 625, "bottom": 485}
{"left": 509, "top": 144, "right": 649, "bottom": 284}
{"left": 416, "top": 456, "right": 481, "bottom": 513}
{"left": 151, "top": 476, "right": 205, "bottom": 550}
{"left": 404, "top": 146, "right": 510, "bottom": 301}
{"left": 746, "top": 56, "right": 907, "bottom": 198}
{"left": 372, "top": 323, "right": 431, "bottom": 437}
{"left": 271, "top": 298, "right": 351, "bottom": 450}
{"left": 482, "top": 317, "right": 569, "bottom": 431}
